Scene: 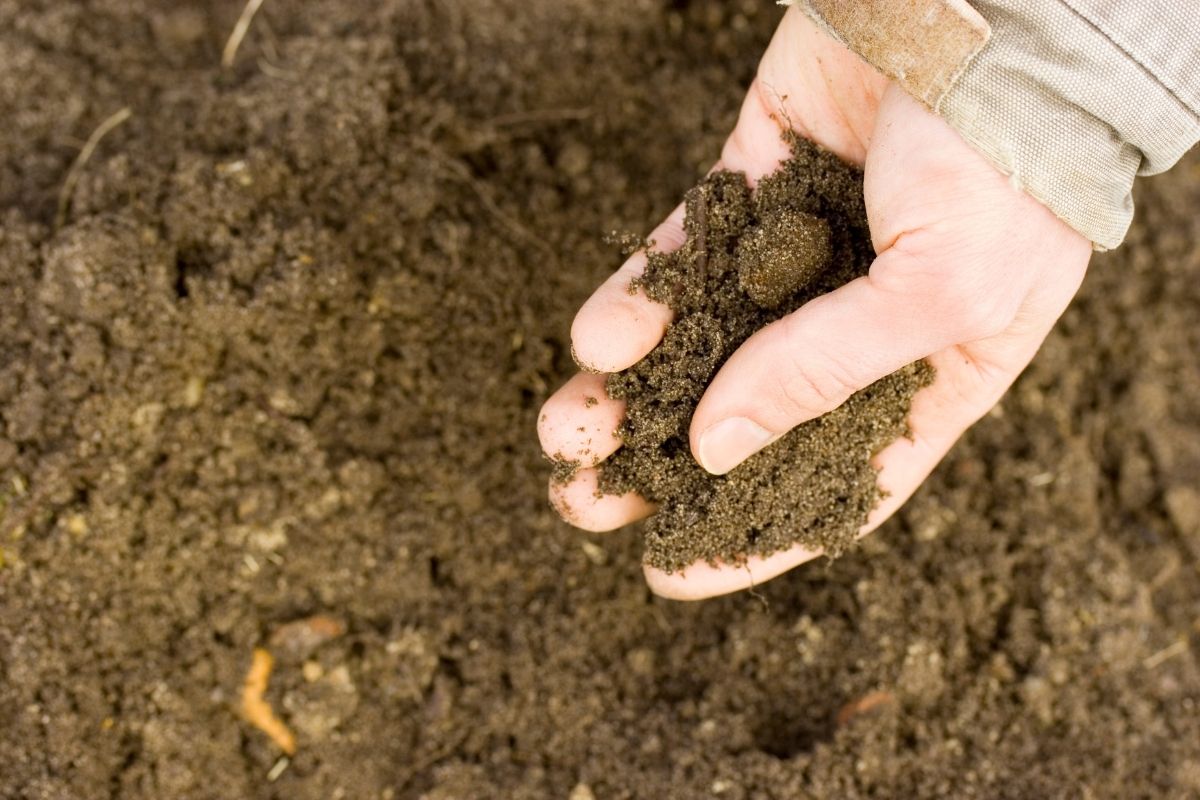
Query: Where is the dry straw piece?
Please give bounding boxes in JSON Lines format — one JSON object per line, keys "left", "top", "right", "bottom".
{"left": 222, "top": 0, "right": 268, "bottom": 68}
{"left": 55, "top": 106, "right": 132, "bottom": 230}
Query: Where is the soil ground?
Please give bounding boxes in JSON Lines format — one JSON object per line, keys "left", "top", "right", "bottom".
{"left": 1, "top": 2, "right": 1199, "bottom": 798}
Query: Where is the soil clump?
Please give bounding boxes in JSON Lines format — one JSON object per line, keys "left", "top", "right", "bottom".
{"left": 601, "top": 140, "right": 933, "bottom": 571}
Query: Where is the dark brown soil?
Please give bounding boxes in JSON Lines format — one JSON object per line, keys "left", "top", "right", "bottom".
{"left": 600, "top": 142, "right": 933, "bottom": 572}
{"left": 2, "top": 2, "right": 1199, "bottom": 799}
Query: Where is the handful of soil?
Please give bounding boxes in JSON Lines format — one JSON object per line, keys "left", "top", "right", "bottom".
{"left": 599, "top": 136, "right": 933, "bottom": 573}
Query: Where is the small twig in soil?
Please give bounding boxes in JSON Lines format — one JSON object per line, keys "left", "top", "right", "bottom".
{"left": 836, "top": 690, "right": 897, "bottom": 728}
{"left": 692, "top": 187, "right": 708, "bottom": 283}
{"left": 55, "top": 106, "right": 132, "bottom": 230}
{"left": 257, "top": 57, "right": 298, "bottom": 81}
{"left": 1149, "top": 552, "right": 1181, "bottom": 592}
{"left": 255, "top": 11, "right": 283, "bottom": 63}
{"left": 222, "top": 0, "right": 268, "bottom": 68}
{"left": 744, "top": 564, "right": 768, "bottom": 611}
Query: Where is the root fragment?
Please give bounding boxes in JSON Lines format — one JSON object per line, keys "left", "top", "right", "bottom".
{"left": 836, "top": 689, "right": 897, "bottom": 728}
{"left": 241, "top": 647, "right": 297, "bottom": 754}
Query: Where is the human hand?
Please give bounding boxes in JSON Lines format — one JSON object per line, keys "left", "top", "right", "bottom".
{"left": 538, "top": 8, "right": 1091, "bottom": 600}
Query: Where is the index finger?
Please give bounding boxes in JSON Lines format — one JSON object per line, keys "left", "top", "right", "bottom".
{"left": 569, "top": 203, "right": 685, "bottom": 373}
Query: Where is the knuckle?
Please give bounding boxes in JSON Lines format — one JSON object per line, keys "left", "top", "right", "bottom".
{"left": 778, "top": 365, "right": 847, "bottom": 419}
{"left": 775, "top": 316, "right": 857, "bottom": 418}
{"left": 942, "top": 279, "right": 1018, "bottom": 339}
{"left": 877, "top": 234, "right": 1020, "bottom": 341}
{"left": 721, "top": 123, "right": 756, "bottom": 176}
{"left": 970, "top": 304, "right": 1018, "bottom": 340}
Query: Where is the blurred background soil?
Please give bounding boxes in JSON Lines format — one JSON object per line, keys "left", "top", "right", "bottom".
{"left": 1, "top": 1, "right": 1198, "bottom": 798}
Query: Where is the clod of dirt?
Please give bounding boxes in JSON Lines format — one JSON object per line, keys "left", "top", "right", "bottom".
{"left": 600, "top": 136, "right": 933, "bottom": 573}
{"left": 738, "top": 207, "right": 831, "bottom": 308}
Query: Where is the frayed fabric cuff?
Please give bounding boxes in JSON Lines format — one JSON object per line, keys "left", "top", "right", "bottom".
{"left": 788, "top": 0, "right": 1200, "bottom": 251}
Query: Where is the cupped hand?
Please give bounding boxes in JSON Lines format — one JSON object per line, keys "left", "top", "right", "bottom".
{"left": 539, "top": 8, "right": 1091, "bottom": 600}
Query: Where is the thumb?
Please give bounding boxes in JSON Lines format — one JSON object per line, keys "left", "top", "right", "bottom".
{"left": 688, "top": 242, "right": 1017, "bottom": 475}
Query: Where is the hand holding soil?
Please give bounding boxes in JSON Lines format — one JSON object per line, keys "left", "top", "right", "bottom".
{"left": 539, "top": 8, "right": 1091, "bottom": 599}
{"left": 5, "top": 1, "right": 1199, "bottom": 794}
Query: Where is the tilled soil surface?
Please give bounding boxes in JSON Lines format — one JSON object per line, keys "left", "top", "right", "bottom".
{"left": 1, "top": 2, "right": 1199, "bottom": 799}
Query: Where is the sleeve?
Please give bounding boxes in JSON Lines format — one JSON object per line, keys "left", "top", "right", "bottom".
{"left": 788, "top": 0, "right": 1200, "bottom": 251}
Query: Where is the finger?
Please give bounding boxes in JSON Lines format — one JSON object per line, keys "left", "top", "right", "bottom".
{"left": 644, "top": 542, "right": 823, "bottom": 601}
{"left": 689, "top": 245, "right": 1017, "bottom": 475}
{"left": 717, "top": 78, "right": 795, "bottom": 182}
{"left": 569, "top": 86, "right": 787, "bottom": 378}
{"left": 538, "top": 373, "right": 625, "bottom": 467}
{"left": 570, "top": 7, "right": 888, "bottom": 377}
{"left": 549, "top": 467, "right": 655, "bottom": 533}
{"left": 569, "top": 90, "right": 788, "bottom": 377}
{"left": 570, "top": 204, "right": 685, "bottom": 373}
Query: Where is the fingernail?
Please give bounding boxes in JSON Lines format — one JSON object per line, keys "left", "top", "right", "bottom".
{"left": 697, "top": 417, "right": 779, "bottom": 475}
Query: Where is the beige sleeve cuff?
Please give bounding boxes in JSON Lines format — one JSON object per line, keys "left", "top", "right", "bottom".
{"left": 790, "top": 0, "right": 1200, "bottom": 251}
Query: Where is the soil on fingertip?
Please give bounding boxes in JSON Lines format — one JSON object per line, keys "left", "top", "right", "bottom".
{"left": 600, "top": 139, "right": 933, "bottom": 572}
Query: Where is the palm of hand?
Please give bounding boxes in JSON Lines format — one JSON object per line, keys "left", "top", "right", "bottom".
{"left": 539, "top": 9, "right": 1090, "bottom": 599}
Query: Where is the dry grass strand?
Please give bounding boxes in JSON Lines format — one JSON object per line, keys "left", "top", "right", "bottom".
{"left": 222, "top": 0, "right": 267, "bottom": 68}
{"left": 55, "top": 106, "right": 132, "bottom": 230}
